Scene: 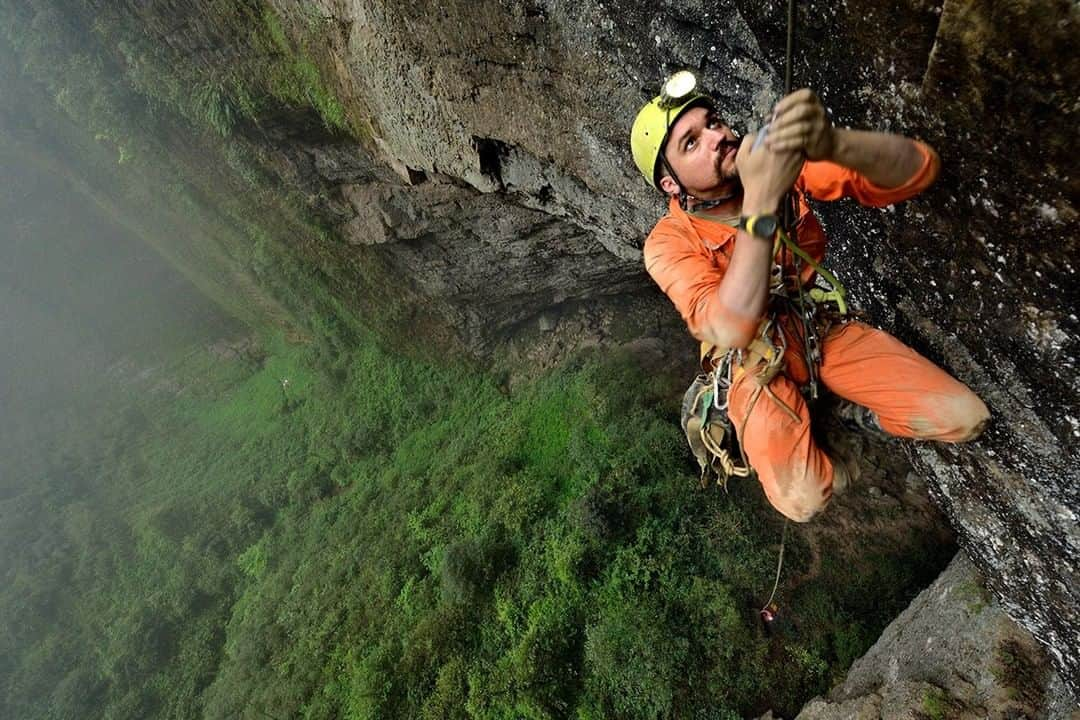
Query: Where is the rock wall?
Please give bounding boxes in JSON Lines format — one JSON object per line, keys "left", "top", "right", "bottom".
{"left": 742, "top": 0, "right": 1080, "bottom": 699}
{"left": 221, "top": 0, "right": 789, "bottom": 361}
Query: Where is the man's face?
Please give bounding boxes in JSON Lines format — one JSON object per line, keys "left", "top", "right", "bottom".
{"left": 659, "top": 105, "right": 740, "bottom": 199}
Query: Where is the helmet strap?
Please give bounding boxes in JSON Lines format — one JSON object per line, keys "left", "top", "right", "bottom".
{"left": 660, "top": 154, "right": 692, "bottom": 212}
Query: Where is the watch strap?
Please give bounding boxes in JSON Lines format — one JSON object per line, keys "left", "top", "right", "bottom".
{"left": 737, "top": 214, "right": 779, "bottom": 238}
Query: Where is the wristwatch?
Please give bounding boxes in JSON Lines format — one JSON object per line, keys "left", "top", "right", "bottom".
{"left": 737, "top": 214, "right": 780, "bottom": 240}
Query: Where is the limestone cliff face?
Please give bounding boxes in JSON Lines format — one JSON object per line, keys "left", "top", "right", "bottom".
{"left": 8, "top": 0, "right": 1077, "bottom": 704}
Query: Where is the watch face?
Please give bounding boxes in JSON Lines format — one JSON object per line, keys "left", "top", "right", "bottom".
{"left": 756, "top": 216, "right": 778, "bottom": 237}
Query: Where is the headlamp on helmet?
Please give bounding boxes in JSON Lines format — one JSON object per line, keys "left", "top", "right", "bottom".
{"left": 657, "top": 70, "right": 699, "bottom": 110}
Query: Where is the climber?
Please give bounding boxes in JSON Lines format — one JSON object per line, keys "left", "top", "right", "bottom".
{"left": 630, "top": 72, "right": 990, "bottom": 523}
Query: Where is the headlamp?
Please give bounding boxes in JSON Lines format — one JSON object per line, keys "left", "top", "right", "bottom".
{"left": 657, "top": 70, "right": 699, "bottom": 110}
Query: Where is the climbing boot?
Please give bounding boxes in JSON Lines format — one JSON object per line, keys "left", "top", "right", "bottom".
{"left": 827, "top": 449, "right": 861, "bottom": 496}
{"left": 835, "top": 399, "right": 889, "bottom": 441}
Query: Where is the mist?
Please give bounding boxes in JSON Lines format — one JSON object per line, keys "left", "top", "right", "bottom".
{"left": 0, "top": 55, "right": 248, "bottom": 714}
{"left": 1, "top": 115, "right": 240, "bottom": 471}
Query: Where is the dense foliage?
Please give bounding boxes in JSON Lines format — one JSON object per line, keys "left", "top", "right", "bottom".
{"left": 1, "top": 331, "right": 952, "bottom": 719}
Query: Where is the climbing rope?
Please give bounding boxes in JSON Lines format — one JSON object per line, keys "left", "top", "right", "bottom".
{"left": 758, "top": 0, "right": 799, "bottom": 626}
{"left": 760, "top": 518, "right": 789, "bottom": 622}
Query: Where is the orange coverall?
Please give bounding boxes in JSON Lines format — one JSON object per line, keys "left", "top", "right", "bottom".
{"left": 644, "top": 142, "right": 989, "bottom": 521}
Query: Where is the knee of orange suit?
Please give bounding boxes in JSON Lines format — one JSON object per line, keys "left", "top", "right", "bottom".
{"left": 781, "top": 503, "right": 823, "bottom": 523}
{"left": 772, "top": 494, "right": 826, "bottom": 523}
{"left": 900, "top": 386, "right": 991, "bottom": 443}
{"left": 932, "top": 389, "right": 991, "bottom": 443}
{"left": 766, "top": 471, "right": 832, "bottom": 523}
{"left": 954, "top": 393, "right": 991, "bottom": 442}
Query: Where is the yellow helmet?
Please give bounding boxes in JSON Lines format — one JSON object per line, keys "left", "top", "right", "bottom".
{"left": 630, "top": 71, "right": 715, "bottom": 189}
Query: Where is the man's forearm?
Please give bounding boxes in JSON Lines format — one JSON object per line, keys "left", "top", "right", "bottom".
{"left": 703, "top": 229, "right": 774, "bottom": 349}
{"left": 703, "top": 189, "right": 788, "bottom": 349}
{"left": 829, "top": 128, "right": 924, "bottom": 188}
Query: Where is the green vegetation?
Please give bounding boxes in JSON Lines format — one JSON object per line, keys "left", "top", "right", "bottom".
{"left": 1, "top": 328, "right": 952, "bottom": 719}
{"left": 920, "top": 686, "right": 953, "bottom": 720}
{"left": 955, "top": 577, "right": 990, "bottom": 615}
{"left": 0, "top": 0, "right": 376, "bottom": 348}
{"left": 258, "top": 8, "right": 347, "bottom": 132}
{"left": 0, "top": 0, "right": 350, "bottom": 145}
{"left": 993, "top": 638, "right": 1046, "bottom": 707}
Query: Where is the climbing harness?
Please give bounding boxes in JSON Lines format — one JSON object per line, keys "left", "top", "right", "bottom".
{"left": 685, "top": 223, "right": 850, "bottom": 491}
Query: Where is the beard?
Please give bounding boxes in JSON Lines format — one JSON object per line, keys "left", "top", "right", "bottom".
{"left": 706, "top": 175, "right": 742, "bottom": 204}
{"left": 687, "top": 172, "right": 743, "bottom": 209}
{"left": 723, "top": 158, "right": 740, "bottom": 182}
{"left": 710, "top": 147, "right": 742, "bottom": 199}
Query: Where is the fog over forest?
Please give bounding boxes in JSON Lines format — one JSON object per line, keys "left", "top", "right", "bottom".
{"left": 1, "top": 132, "right": 241, "bottom": 487}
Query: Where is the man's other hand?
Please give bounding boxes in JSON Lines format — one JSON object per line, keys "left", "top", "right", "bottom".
{"left": 766, "top": 88, "right": 836, "bottom": 161}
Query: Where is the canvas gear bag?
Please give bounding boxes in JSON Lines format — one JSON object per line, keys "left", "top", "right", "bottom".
{"left": 680, "top": 363, "right": 754, "bottom": 490}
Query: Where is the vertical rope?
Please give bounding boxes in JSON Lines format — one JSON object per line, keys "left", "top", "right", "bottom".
{"left": 780, "top": 0, "right": 820, "bottom": 397}
{"left": 784, "top": 0, "right": 796, "bottom": 96}
{"left": 760, "top": 519, "right": 789, "bottom": 612}
{"left": 759, "top": 1, "right": 799, "bottom": 617}
{"left": 782, "top": 0, "right": 799, "bottom": 232}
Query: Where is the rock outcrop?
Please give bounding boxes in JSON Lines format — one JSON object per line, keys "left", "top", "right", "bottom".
{"left": 788, "top": 554, "right": 1078, "bottom": 720}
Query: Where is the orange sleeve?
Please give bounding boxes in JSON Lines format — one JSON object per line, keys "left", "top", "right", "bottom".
{"left": 798, "top": 140, "right": 940, "bottom": 207}
{"left": 643, "top": 220, "right": 760, "bottom": 346}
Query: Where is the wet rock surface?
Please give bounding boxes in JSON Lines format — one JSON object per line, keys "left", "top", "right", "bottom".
{"left": 744, "top": 0, "right": 1080, "bottom": 699}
